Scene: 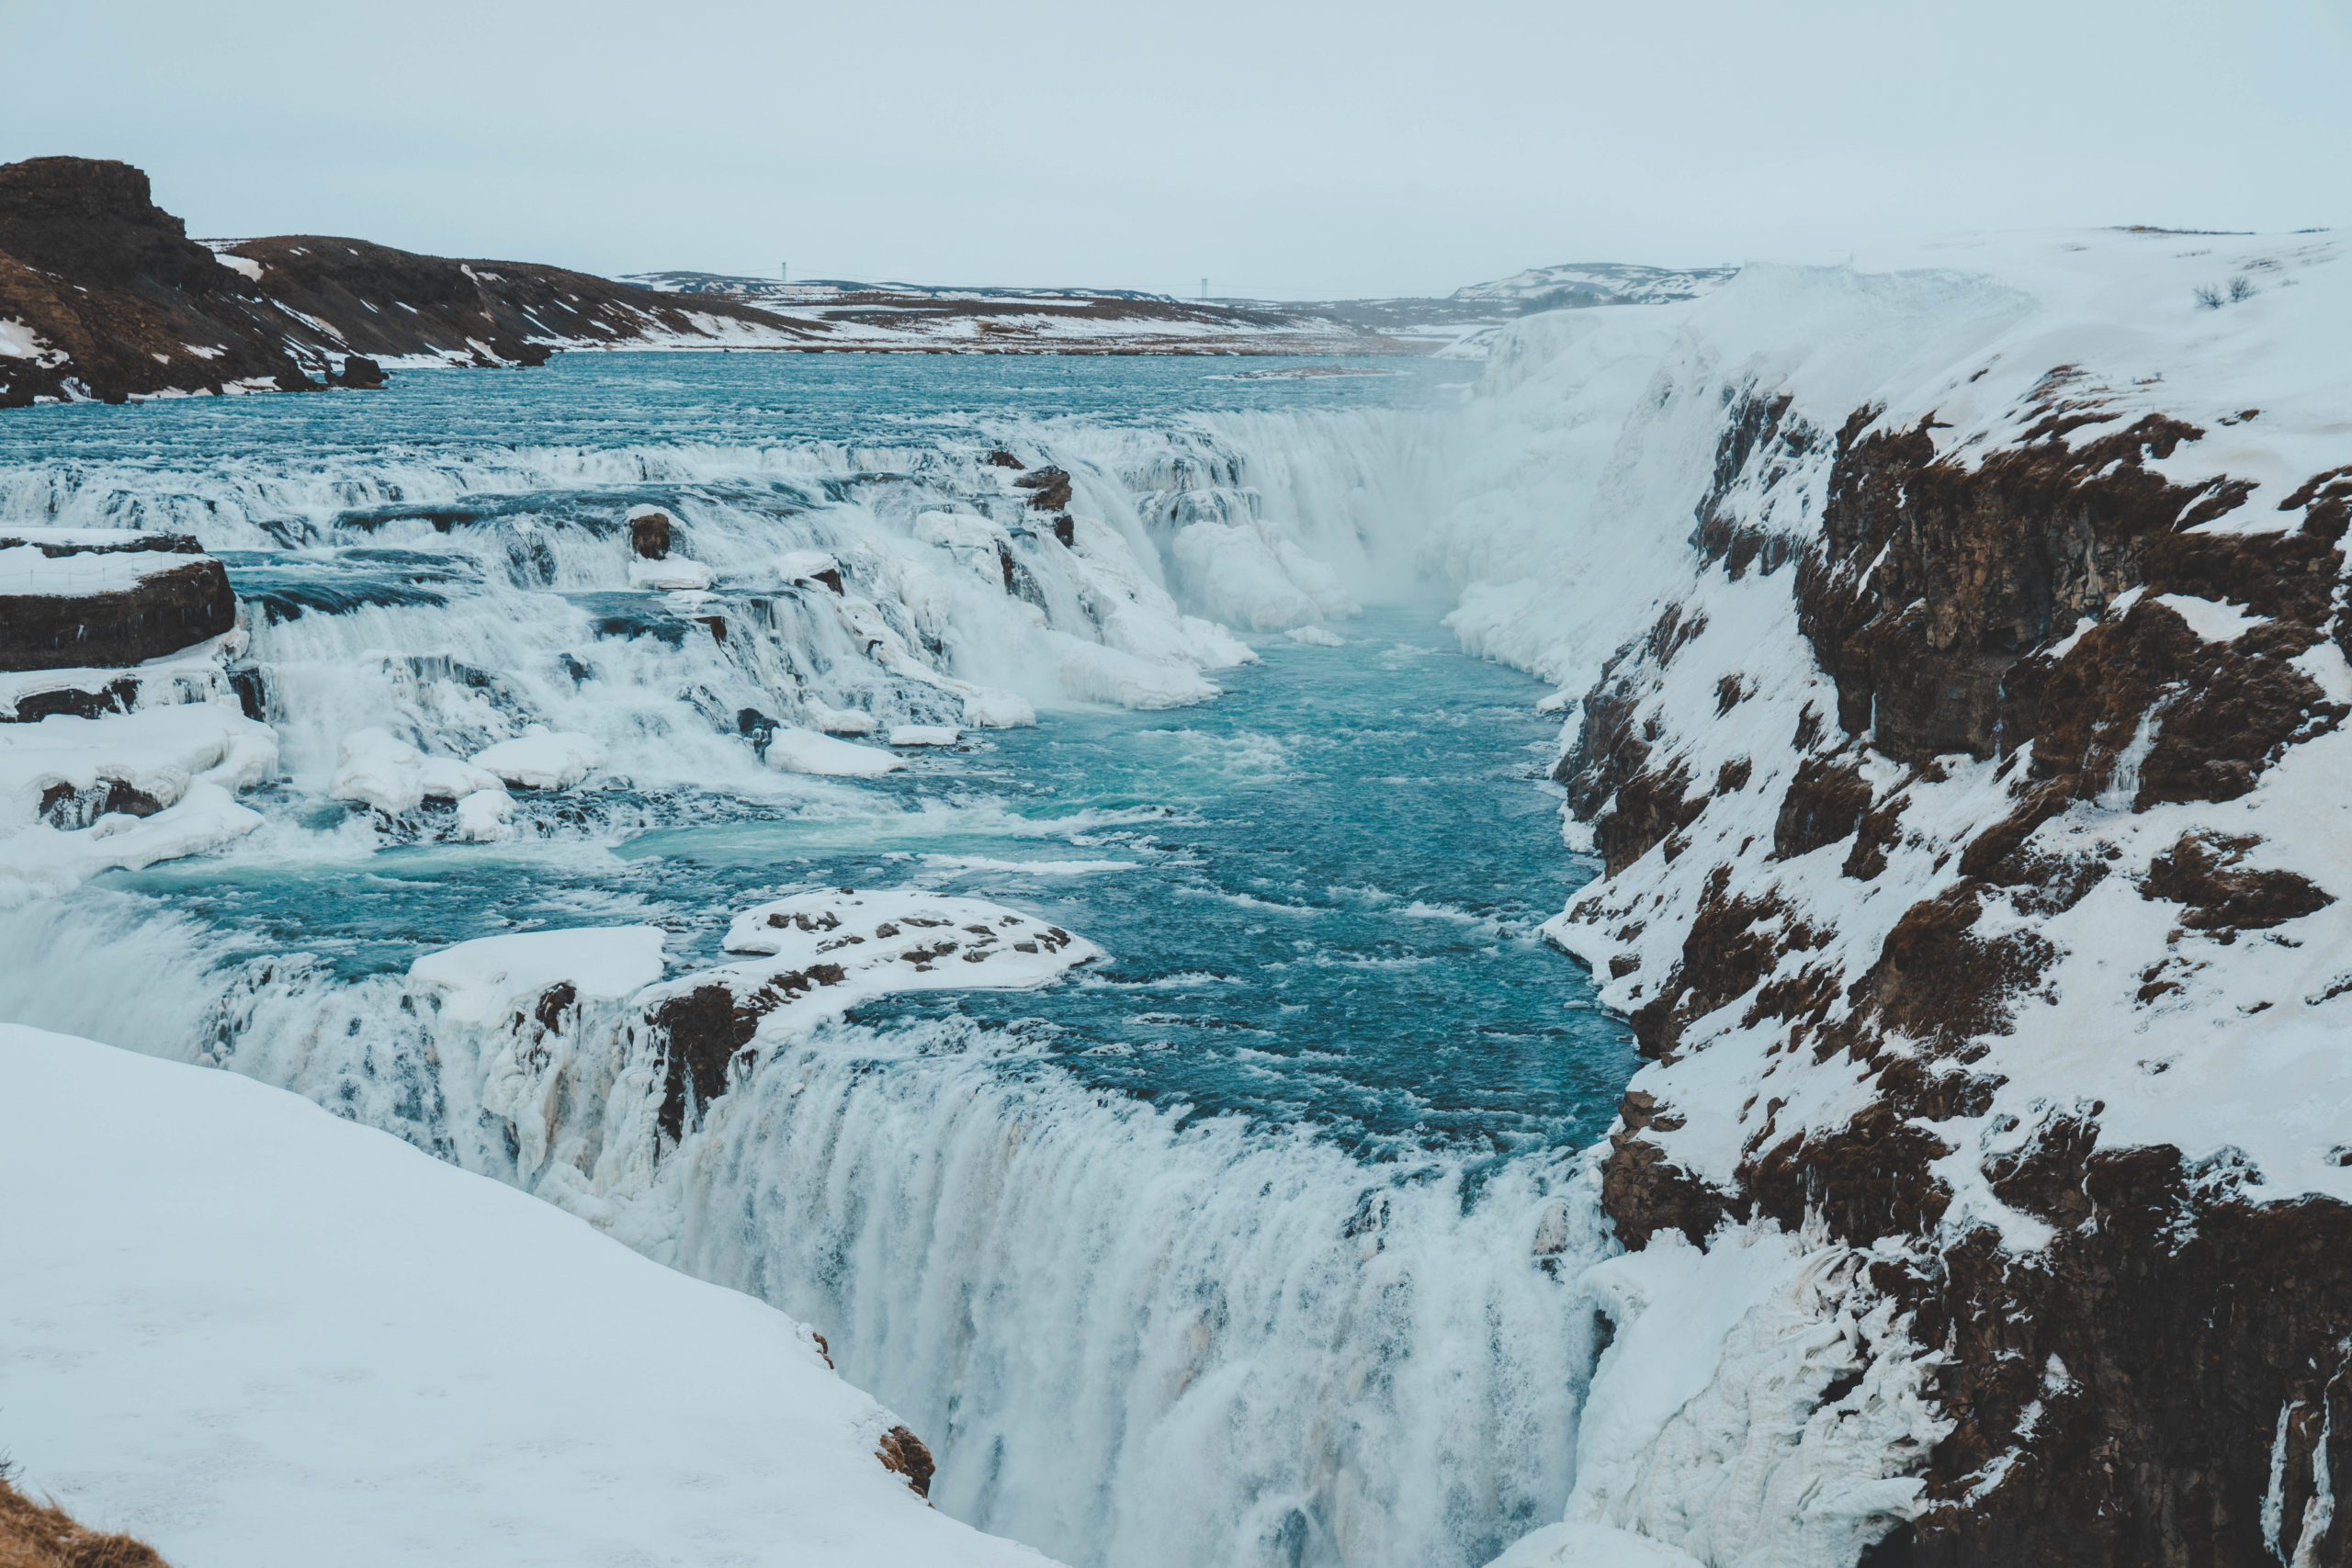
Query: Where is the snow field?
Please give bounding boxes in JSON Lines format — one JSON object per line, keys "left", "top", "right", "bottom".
{"left": 0, "top": 1023, "right": 1056, "bottom": 1568}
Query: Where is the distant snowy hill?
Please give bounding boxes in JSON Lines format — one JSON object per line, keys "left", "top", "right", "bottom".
{"left": 1306, "top": 260, "right": 1738, "bottom": 355}
{"left": 613, "top": 270, "right": 1393, "bottom": 355}
{"left": 1449, "top": 261, "right": 1736, "bottom": 310}
{"left": 625, "top": 270, "right": 1183, "bottom": 304}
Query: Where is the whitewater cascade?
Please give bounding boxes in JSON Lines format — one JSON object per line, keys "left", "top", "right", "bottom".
{"left": 0, "top": 360, "right": 1638, "bottom": 1568}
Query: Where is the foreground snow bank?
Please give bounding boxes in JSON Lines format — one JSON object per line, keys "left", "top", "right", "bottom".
{"left": 0, "top": 1023, "right": 1057, "bottom": 1568}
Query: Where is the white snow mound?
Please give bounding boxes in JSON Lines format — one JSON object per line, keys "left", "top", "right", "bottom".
{"left": 0, "top": 1023, "right": 1057, "bottom": 1568}
{"left": 765, "top": 726, "right": 904, "bottom": 776}
{"left": 628, "top": 556, "right": 716, "bottom": 592}
{"left": 409, "top": 926, "right": 668, "bottom": 1024}
{"left": 675, "top": 887, "right": 1100, "bottom": 1041}
{"left": 470, "top": 727, "right": 606, "bottom": 790}
{"left": 1486, "top": 1522, "right": 1706, "bottom": 1568}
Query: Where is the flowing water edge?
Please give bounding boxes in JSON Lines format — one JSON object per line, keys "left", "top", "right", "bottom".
{"left": 0, "top": 353, "right": 1638, "bottom": 1568}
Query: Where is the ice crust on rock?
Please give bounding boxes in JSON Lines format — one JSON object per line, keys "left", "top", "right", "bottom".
{"left": 684, "top": 888, "right": 1102, "bottom": 1040}
{"left": 1560, "top": 1224, "right": 1951, "bottom": 1568}
{"left": 0, "top": 704, "right": 277, "bottom": 903}
{"left": 409, "top": 926, "right": 668, "bottom": 1024}
{"left": 628, "top": 555, "right": 716, "bottom": 591}
{"left": 469, "top": 726, "right": 605, "bottom": 790}
{"left": 328, "top": 726, "right": 425, "bottom": 814}
{"left": 765, "top": 725, "right": 904, "bottom": 776}
{"left": 0, "top": 1023, "right": 1056, "bottom": 1568}
{"left": 451, "top": 784, "right": 516, "bottom": 840}
{"left": 888, "top": 724, "right": 961, "bottom": 747}
{"left": 333, "top": 728, "right": 510, "bottom": 818}
{"left": 0, "top": 705, "right": 275, "bottom": 826}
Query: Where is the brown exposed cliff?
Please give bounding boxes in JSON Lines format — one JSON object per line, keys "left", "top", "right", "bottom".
{"left": 0, "top": 156, "right": 810, "bottom": 407}
{"left": 1568, "top": 382, "right": 2352, "bottom": 1567}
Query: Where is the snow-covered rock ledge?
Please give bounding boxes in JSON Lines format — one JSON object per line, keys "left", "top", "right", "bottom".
{"left": 1431, "top": 232, "right": 2352, "bottom": 1566}
{"left": 0, "top": 529, "right": 275, "bottom": 900}
{"left": 0, "top": 527, "right": 238, "bottom": 671}
{"left": 0, "top": 1022, "right": 1057, "bottom": 1568}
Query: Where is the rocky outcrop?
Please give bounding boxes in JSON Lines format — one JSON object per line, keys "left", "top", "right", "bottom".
{"left": 628, "top": 510, "right": 673, "bottom": 560}
{"left": 0, "top": 531, "right": 236, "bottom": 671}
{"left": 1014, "top": 466, "right": 1075, "bottom": 511}
{"left": 0, "top": 156, "right": 817, "bottom": 407}
{"left": 1560, "top": 372, "right": 2352, "bottom": 1566}
{"left": 876, "top": 1426, "right": 937, "bottom": 1498}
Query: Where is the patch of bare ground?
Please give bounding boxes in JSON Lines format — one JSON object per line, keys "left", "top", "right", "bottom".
{"left": 0, "top": 1465, "right": 166, "bottom": 1568}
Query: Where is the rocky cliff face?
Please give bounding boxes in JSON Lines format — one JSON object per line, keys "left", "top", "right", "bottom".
{"left": 1569, "top": 394, "right": 2350, "bottom": 1563}
{"left": 0, "top": 528, "right": 236, "bottom": 671}
{"left": 1430, "top": 237, "right": 2352, "bottom": 1567}
{"left": 0, "top": 157, "right": 809, "bottom": 406}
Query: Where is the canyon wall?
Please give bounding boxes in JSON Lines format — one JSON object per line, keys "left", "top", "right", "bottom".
{"left": 1439, "top": 237, "right": 2352, "bottom": 1566}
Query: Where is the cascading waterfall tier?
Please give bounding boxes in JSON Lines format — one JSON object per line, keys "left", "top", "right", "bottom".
{"left": 0, "top": 356, "right": 1630, "bottom": 1568}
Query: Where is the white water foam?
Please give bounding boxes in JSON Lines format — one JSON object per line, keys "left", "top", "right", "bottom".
{"left": 0, "top": 891, "right": 1611, "bottom": 1568}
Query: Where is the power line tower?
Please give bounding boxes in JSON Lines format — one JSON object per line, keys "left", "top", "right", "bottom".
{"left": 1200, "top": 276, "right": 1208, "bottom": 301}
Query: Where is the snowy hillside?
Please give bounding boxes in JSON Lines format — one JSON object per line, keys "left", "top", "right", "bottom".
{"left": 1424, "top": 227, "right": 2352, "bottom": 1566}
{"left": 616, "top": 271, "right": 1398, "bottom": 355}
{"left": 1450, "top": 261, "right": 1736, "bottom": 310}
{"left": 0, "top": 1023, "right": 1057, "bottom": 1568}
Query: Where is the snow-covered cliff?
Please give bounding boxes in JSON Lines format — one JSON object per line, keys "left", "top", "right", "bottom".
{"left": 1432, "top": 231, "right": 2352, "bottom": 1566}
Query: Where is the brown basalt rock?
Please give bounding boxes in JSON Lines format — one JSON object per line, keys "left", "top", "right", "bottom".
{"left": 2141, "top": 832, "right": 2333, "bottom": 931}
{"left": 628, "top": 512, "right": 673, "bottom": 559}
{"left": 1849, "top": 884, "right": 2056, "bottom": 1054}
{"left": 1600, "top": 1089, "right": 1734, "bottom": 1250}
{"left": 1013, "top": 465, "right": 1074, "bottom": 511}
{"left": 1629, "top": 873, "right": 1824, "bottom": 1061}
{"left": 876, "top": 1426, "right": 937, "bottom": 1498}
{"left": 0, "top": 555, "right": 237, "bottom": 671}
{"left": 1796, "top": 401, "right": 2271, "bottom": 766}
{"left": 648, "top": 984, "right": 760, "bottom": 1143}
{"left": 647, "top": 964, "right": 848, "bottom": 1140}
{"left": 1773, "top": 754, "right": 1874, "bottom": 860}
{"left": 1574, "top": 382, "right": 2352, "bottom": 1568}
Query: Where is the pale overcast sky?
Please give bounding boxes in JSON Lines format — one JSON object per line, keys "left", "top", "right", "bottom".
{"left": 3, "top": 0, "right": 2346, "bottom": 299}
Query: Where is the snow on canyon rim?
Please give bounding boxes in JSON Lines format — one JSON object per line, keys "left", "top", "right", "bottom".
{"left": 8, "top": 225, "right": 2350, "bottom": 1568}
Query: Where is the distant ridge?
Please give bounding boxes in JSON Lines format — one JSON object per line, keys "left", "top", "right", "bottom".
{"left": 0, "top": 157, "right": 813, "bottom": 406}
{"left": 0, "top": 158, "right": 1406, "bottom": 409}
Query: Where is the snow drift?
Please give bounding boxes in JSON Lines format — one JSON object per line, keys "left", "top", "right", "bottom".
{"left": 0, "top": 1022, "right": 1056, "bottom": 1568}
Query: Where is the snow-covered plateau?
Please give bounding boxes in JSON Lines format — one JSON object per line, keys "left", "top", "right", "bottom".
{"left": 2, "top": 225, "right": 2348, "bottom": 1568}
